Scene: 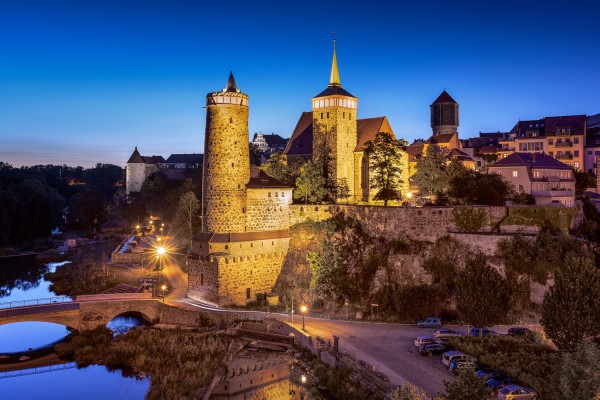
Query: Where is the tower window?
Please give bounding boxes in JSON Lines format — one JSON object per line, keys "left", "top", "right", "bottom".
{"left": 282, "top": 192, "right": 284, "bottom": 197}
{"left": 327, "top": 112, "right": 329, "bottom": 119}
{"left": 275, "top": 192, "right": 278, "bottom": 197}
{"left": 229, "top": 117, "right": 233, "bottom": 123}
{"left": 232, "top": 163, "right": 234, "bottom": 168}
{"left": 200, "top": 273, "right": 204, "bottom": 286}
{"left": 343, "top": 112, "right": 345, "bottom": 118}
{"left": 268, "top": 192, "right": 271, "bottom": 197}
{"left": 242, "top": 207, "right": 245, "bottom": 213}
{"left": 246, "top": 288, "right": 251, "bottom": 299}
{"left": 321, "top": 113, "right": 323, "bottom": 120}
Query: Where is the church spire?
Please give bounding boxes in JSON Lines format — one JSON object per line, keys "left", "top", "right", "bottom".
{"left": 329, "top": 38, "right": 341, "bottom": 87}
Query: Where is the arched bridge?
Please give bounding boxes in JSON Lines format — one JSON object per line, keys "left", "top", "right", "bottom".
{"left": 0, "top": 294, "right": 160, "bottom": 331}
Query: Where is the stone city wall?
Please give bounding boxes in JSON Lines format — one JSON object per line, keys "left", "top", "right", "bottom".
{"left": 245, "top": 188, "right": 292, "bottom": 232}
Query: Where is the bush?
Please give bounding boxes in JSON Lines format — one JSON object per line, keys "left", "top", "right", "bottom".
{"left": 451, "top": 207, "right": 488, "bottom": 232}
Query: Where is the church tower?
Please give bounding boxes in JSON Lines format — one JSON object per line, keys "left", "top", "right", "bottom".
{"left": 311, "top": 39, "right": 358, "bottom": 197}
{"left": 202, "top": 72, "right": 250, "bottom": 233}
{"left": 430, "top": 90, "right": 459, "bottom": 136}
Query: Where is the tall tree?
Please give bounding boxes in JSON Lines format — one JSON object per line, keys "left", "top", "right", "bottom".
{"left": 69, "top": 189, "right": 107, "bottom": 231}
{"left": 443, "top": 369, "right": 490, "bottom": 400}
{"left": 335, "top": 178, "right": 351, "bottom": 203}
{"left": 390, "top": 382, "right": 430, "bottom": 400}
{"left": 542, "top": 256, "right": 600, "bottom": 351}
{"left": 455, "top": 251, "right": 511, "bottom": 333}
{"left": 261, "top": 152, "right": 295, "bottom": 186}
{"left": 174, "top": 191, "right": 201, "bottom": 247}
{"left": 411, "top": 145, "right": 450, "bottom": 199}
{"left": 294, "top": 161, "right": 327, "bottom": 204}
{"left": 364, "top": 132, "right": 407, "bottom": 206}
{"left": 554, "top": 340, "right": 600, "bottom": 399}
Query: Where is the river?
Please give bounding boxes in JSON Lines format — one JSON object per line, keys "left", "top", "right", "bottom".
{"left": 0, "top": 254, "right": 150, "bottom": 399}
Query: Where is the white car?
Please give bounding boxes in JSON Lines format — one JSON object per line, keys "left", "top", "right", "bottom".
{"left": 414, "top": 336, "right": 440, "bottom": 347}
{"left": 441, "top": 351, "right": 477, "bottom": 367}
{"left": 433, "top": 328, "right": 460, "bottom": 340}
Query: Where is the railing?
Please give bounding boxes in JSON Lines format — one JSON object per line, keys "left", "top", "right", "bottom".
{"left": 0, "top": 296, "right": 71, "bottom": 310}
{"left": 531, "top": 190, "right": 574, "bottom": 197}
{"left": 0, "top": 362, "right": 77, "bottom": 379}
{"left": 74, "top": 293, "right": 153, "bottom": 302}
{"left": 556, "top": 154, "right": 574, "bottom": 160}
{"left": 554, "top": 142, "right": 573, "bottom": 148}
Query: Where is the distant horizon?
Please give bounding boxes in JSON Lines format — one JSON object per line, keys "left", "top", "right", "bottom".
{"left": 2, "top": 0, "right": 599, "bottom": 168}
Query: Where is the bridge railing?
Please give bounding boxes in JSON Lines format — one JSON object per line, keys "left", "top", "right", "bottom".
{"left": 0, "top": 362, "right": 77, "bottom": 379}
{"left": 0, "top": 296, "right": 71, "bottom": 310}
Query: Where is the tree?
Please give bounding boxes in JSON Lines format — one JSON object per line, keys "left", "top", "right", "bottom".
{"left": 443, "top": 369, "right": 490, "bottom": 400}
{"left": 455, "top": 252, "right": 511, "bottom": 333}
{"left": 364, "top": 132, "right": 407, "bottom": 206}
{"left": 411, "top": 145, "right": 450, "bottom": 198}
{"left": 174, "top": 191, "right": 200, "bottom": 247}
{"left": 390, "top": 382, "right": 430, "bottom": 400}
{"left": 261, "top": 152, "right": 296, "bottom": 187}
{"left": 294, "top": 161, "right": 327, "bottom": 204}
{"left": 249, "top": 143, "right": 262, "bottom": 166}
{"left": 335, "top": 178, "right": 351, "bottom": 203}
{"left": 541, "top": 256, "right": 600, "bottom": 351}
{"left": 575, "top": 170, "right": 596, "bottom": 196}
{"left": 69, "top": 189, "right": 107, "bottom": 231}
{"left": 554, "top": 340, "right": 600, "bottom": 400}
{"left": 447, "top": 169, "right": 515, "bottom": 206}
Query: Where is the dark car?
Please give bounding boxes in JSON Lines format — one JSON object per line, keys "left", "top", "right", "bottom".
{"left": 450, "top": 360, "right": 477, "bottom": 375}
{"left": 487, "top": 377, "right": 517, "bottom": 391}
{"left": 477, "top": 369, "right": 506, "bottom": 380}
{"left": 418, "top": 343, "right": 446, "bottom": 356}
{"left": 470, "top": 327, "right": 498, "bottom": 337}
{"left": 508, "top": 327, "right": 531, "bottom": 337}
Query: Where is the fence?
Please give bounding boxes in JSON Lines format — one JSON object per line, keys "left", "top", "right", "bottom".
{"left": 0, "top": 296, "right": 71, "bottom": 310}
{"left": 74, "top": 293, "right": 153, "bottom": 302}
{"left": 0, "top": 362, "right": 77, "bottom": 379}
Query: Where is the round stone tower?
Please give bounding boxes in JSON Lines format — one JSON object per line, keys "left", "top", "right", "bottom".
{"left": 202, "top": 72, "right": 250, "bottom": 233}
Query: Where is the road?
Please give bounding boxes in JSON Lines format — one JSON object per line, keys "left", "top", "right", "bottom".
{"left": 162, "top": 259, "right": 532, "bottom": 396}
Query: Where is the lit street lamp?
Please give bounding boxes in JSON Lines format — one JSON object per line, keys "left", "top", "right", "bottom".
{"left": 156, "top": 246, "right": 166, "bottom": 296}
{"left": 406, "top": 192, "right": 413, "bottom": 207}
{"left": 301, "top": 374, "right": 307, "bottom": 384}
{"left": 161, "top": 284, "right": 167, "bottom": 303}
{"left": 300, "top": 305, "right": 308, "bottom": 331}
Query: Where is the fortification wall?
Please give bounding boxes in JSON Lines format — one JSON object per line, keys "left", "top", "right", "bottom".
{"left": 246, "top": 188, "right": 292, "bottom": 232}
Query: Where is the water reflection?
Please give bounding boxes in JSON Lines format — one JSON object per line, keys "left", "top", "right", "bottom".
{"left": 0, "top": 322, "right": 70, "bottom": 353}
{"left": 106, "top": 314, "right": 150, "bottom": 336}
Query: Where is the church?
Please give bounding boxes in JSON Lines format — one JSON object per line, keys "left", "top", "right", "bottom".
{"left": 283, "top": 40, "right": 409, "bottom": 203}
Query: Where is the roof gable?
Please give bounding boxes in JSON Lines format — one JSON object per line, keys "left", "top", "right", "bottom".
{"left": 283, "top": 112, "right": 313, "bottom": 156}
{"left": 431, "top": 90, "right": 457, "bottom": 105}
{"left": 355, "top": 117, "right": 395, "bottom": 151}
{"left": 491, "top": 152, "right": 572, "bottom": 170}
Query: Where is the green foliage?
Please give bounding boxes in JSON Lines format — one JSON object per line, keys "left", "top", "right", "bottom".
{"left": 294, "top": 160, "right": 327, "bottom": 204}
{"left": 393, "top": 284, "right": 446, "bottom": 321}
{"left": 512, "top": 192, "right": 536, "bottom": 205}
{"left": 261, "top": 151, "right": 297, "bottom": 187}
{"left": 572, "top": 196, "right": 600, "bottom": 243}
{"left": 411, "top": 145, "right": 451, "bottom": 198}
{"left": 575, "top": 170, "right": 596, "bottom": 195}
{"left": 422, "top": 236, "right": 468, "bottom": 293}
{"left": 448, "top": 169, "right": 515, "bottom": 206}
{"left": 455, "top": 252, "right": 511, "bottom": 328}
{"left": 443, "top": 368, "right": 490, "bottom": 400}
{"left": 334, "top": 178, "right": 351, "bottom": 203}
{"left": 451, "top": 207, "right": 488, "bottom": 232}
{"left": 554, "top": 340, "right": 600, "bottom": 400}
{"left": 542, "top": 256, "right": 600, "bottom": 351}
{"left": 364, "top": 132, "right": 408, "bottom": 206}
{"left": 497, "top": 230, "right": 590, "bottom": 285}
{"left": 45, "top": 260, "right": 116, "bottom": 296}
{"left": 390, "top": 382, "right": 430, "bottom": 400}
{"left": 449, "top": 335, "right": 558, "bottom": 399}
{"left": 501, "top": 205, "right": 577, "bottom": 232}
{"left": 56, "top": 327, "right": 234, "bottom": 400}
{"left": 68, "top": 189, "right": 107, "bottom": 230}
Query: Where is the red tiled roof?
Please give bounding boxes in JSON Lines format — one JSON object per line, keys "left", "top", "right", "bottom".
{"left": 355, "top": 117, "right": 395, "bottom": 151}
{"left": 283, "top": 112, "right": 313, "bottom": 156}
{"left": 490, "top": 152, "right": 572, "bottom": 170}
{"left": 431, "top": 90, "right": 457, "bottom": 105}
{"left": 247, "top": 165, "right": 292, "bottom": 189}
{"left": 425, "top": 133, "right": 456, "bottom": 144}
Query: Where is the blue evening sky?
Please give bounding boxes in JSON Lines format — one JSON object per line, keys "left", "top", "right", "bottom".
{"left": 1, "top": 0, "right": 598, "bottom": 167}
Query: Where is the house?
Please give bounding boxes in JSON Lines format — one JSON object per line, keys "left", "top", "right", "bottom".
{"left": 488, "top": 152, "right": 575, "bottom": 206}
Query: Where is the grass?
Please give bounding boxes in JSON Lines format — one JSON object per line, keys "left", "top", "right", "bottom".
{"left": 501, "top": 206, "right": 577, "bottom": 232}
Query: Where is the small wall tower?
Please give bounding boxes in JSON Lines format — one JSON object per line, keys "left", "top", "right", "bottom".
{"left": 311, "top": 39, "right": 358, "bottom": 194}
{"left": 202, "top": 72, "right": 250, "bottom": 233}
{"left": 430, "top": 90, "right": 459, "bottom": 136}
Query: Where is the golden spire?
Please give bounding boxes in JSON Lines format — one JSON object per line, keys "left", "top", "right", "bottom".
{"left": 329, "top": 37, "right": 341, "bottom": 87}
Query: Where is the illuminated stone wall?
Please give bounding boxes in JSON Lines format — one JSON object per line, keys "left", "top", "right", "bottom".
{"left": 202, "top": 93, "right": 250, "bottom": 233}
{"left": 125, "top": 162, "right": 158, "bottom": 194}
{"left": 246, "top": 188, "right": 293, "bottom": 232}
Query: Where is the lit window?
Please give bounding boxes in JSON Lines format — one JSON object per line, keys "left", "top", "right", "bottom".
{"left": 574, "top": 162, "right": 580, "bottom": 169}
{"left": 512, "top": 170, "right": 518, "bottom": 177}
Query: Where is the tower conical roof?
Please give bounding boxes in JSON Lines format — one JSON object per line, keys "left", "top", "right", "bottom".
{"left": 431, "top": 90, "right": 458, "bottom": 105}
{"left": 330, "top": 39, "right": 341, "bottom": 87}
{"left": 225, "top": 71, "right": 240, "bottom": 92}
{"left": 127, "top": 147, "right": 145, "bottom": 163}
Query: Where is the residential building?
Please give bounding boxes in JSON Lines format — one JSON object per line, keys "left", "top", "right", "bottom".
{"left": 125, "top": 147, "right": 165, "bottom": 194}
{"left": 163, "top": 153, "right": 203, "bottom": 169}
{"left": 488, "top": 152, "right": 575, "bottom": 206}
{"left": 252, "top": 132, "right": 288, "bottom": 153}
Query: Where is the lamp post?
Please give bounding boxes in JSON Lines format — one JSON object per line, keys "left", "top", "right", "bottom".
{"left": 406, "top": 192, "right": 413, "bottom": 207}
{"left": 156, "top": 246, "right": 166, "bottom": 295}
{"left": 290, "top": 283, "right": 296, "bottom": 324}
{"left": 300, "top": 305, "right": 308, "bottom": 331}
{"left": 161, "top": 284, "right": 166, "bottom": 303}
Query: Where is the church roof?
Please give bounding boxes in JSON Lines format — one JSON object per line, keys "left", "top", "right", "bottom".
{"left": 283, "top": 112, "right": 314, "bottom": 156}
{"left": 247, "top": 165, "right": 292, "bottom": 189}
{"left": 431, "top": 90, "right": 458, "bottom": 105}
{"left": 313, "top": 39, "right": 356, "bottom": 99}
{"left": 355, "top": 117, "right": 395, "bottom": 151}
{"left": 313, "top": 85, "right": 356, "bottom": 99}
{"left": 164, "top": 153, "right": 203, "bottom": 164}
{"left": 127, "top": 147, "right": 145, "bottom": 163}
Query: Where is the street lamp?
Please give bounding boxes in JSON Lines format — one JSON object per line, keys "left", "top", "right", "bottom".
{"left": 156, "top": 246, "right": 166, "bottom": 295}
{"left": 161, "top": 284, "right": 166, "bottom": 303}
{"left": 406, "top": 192, "right": 413, "bottom": 207}
{"left": 300, "top": 305, "right": 308, "bottom": 331}
{"left": 301, "top": 374, "right": 307, "bottom": 384}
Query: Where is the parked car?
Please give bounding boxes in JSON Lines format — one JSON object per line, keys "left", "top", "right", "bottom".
{"left": 417, "top": 317, "right": 441, "bottom": 328}
{"left": 477, "top": 369, "right": 506, "bottom": 380}
{"left": 498, "top": 384, "right": 539, "bottom": 400}
{"left": 476, "top": 367, "right": 495, "bottom": 379}
{"left": 414, "top": 336, "right": 440, "bottom": 347}
{"left": 487, "top": 377, "right": 517, "bottom": 392}
{"left": 508, "top": 327, "right": 531, "bottom": 337}
{"left": 442, "top": 351, "right": 477, "bottom": 367}
{"left": 433, "top": 328, "right": 460, "bottom": 340}
{"left": 450, "top": 360, "right": 477, "bottom": 375}
{"left": 418, "top": 343, "right": 446, "bottom": 356}
{"left": 470, "top": 327, "right": 498, "bottom": 337}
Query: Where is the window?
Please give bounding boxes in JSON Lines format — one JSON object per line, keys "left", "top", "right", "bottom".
{"left": 574, "top": 151, "right": 579, "bottom": 157}
{"left": 566, "top": 162, "right": 571, "bottom": 166}
{"left": 574, "top": 137, "right": 579, "bottom": 144}
{"left": 343, "top": 112, "right": 345, "bottom": 118}
{"left": 512, "top": 170, "right": 518, "bottom": 177}
{"left": 549, "top": 151, "right": 554, "bottom": 157}
{"left": 588, "top": 150, "right": 593, "bottom": 155}
{"left": 518, "top": 185, "right": 524, "bottom": 192}
{"left": 200, "top": 273, "right": 204, "bottom": 286}
{"left": 327, "top": 112, "right": 329, "bottom": 119}
{"left": 275, "top": 192, "right": 278, "bottom": 197}
{"left": 548, "top": 139, "right": 553, "bottom": 145}
{"left": 246, "top": 288, "right": 251, "bottom": 300}
{"left": 281, "top": 192, "right": 284, "bottom": 197}
{"left": 574, "top": 162, "right": 580, "bottom": 169}
{"left": 268, "top": 192, "right": 271, "bottom": 197}
{"left": 242, "top": 207, "right": 245, "bottom": 213}
{"left": 320, "top": 113, "right": 323, "bottom": 120}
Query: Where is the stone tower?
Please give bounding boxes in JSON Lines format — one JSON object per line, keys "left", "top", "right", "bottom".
{"left": 311, "top": 39, "right": 358, "bottom": 195}
{"left": 202, "top": 72, "right": 250, "bottom": 233}
{"left": 430, "top": 90, "right": 459, "bottom": 136}
{"left": 188, "top": 73, "right": 292, "bottom": 306}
